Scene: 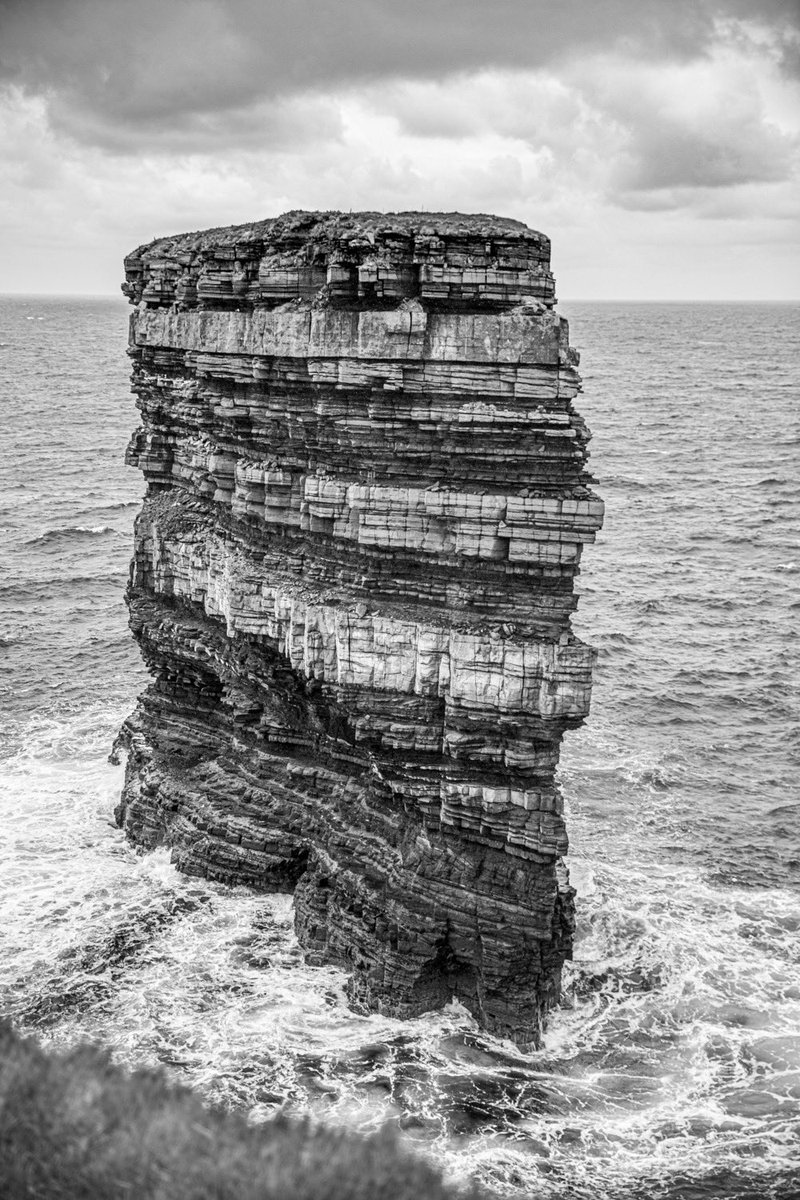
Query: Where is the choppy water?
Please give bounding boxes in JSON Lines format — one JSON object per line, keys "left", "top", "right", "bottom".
{"left": 1, "top": 295, "right": 799, "bottom": 1199}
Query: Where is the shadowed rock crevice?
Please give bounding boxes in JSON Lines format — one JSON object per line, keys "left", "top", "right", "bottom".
{"left": 116, "top": 210, "right": 603, "bottom": 1047}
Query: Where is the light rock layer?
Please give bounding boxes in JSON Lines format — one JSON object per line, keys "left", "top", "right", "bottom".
{"left": 116, "top": 210, "right": 603, "bottom": 1046}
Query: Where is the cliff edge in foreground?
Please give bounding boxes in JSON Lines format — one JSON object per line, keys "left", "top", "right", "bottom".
{"left": 115, "top": 210, "right": 603, "bottom": 1046}
{"left": 0, "top": 1023, "right": 487, "bottom": 1200}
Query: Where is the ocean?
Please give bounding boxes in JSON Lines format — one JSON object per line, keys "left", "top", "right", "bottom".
{"left": 1, "top": 294, "right": 798, "bottom": 1199}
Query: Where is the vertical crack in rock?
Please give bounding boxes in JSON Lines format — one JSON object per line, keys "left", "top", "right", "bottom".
{"left": 115, "top": 210, "right": 603, "bottom": 1047}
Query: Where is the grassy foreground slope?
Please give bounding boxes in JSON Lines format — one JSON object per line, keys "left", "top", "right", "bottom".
{"left": 0, "top": 1022, "right": 488, "bottom": 1200}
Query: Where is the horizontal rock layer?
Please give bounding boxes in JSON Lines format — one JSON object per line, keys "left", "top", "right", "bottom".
{"left": 116, "top": 210, "right": 602, "bottom": 1046}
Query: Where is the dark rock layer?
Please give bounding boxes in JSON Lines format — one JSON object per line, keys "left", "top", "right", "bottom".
{"left": 115, "top": 210, "right": 603, "bottom": 1047}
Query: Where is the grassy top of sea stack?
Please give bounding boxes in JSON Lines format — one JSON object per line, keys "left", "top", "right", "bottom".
{"left": 123, "top": 209, "right": 555, "bottom": 310}
{"left": 127, "top": 209, "right": 548, "bottom": 262}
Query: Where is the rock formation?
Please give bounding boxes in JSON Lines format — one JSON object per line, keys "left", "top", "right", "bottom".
{"left": 115, "top": 210, "right": 603, "bottom": 1047}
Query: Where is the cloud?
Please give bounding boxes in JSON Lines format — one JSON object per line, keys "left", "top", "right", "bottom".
{"left": 1, "top": 0, "right": 797, "bottom": 153}
{"left": 573, "top": 45, "right": 800, "bottom": 206}
{"left": 617, "top": 117, "right": 793, "bottom": 192}
{"left": 363, "top": 30, "right": 800, "bottom": 208}
{"left": 50, "top": 93, "right": 345, "bottom": 156}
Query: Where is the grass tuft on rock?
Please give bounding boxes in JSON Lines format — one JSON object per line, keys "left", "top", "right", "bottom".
{"left": 0, "top": 1021, "right": 489, "bottom": 1200}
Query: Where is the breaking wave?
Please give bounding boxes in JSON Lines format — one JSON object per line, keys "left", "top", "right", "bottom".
{"left": 27, "top": 523, "right": 114, "bottom": 545}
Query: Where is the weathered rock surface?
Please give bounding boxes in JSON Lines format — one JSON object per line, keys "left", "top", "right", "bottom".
{"left": 116, "top": 210, "right": 603, "bottom": 1047}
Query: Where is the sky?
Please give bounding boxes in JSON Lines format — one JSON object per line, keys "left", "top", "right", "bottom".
{"left": 1, "top": 0, "right": 798, "bottom": 299}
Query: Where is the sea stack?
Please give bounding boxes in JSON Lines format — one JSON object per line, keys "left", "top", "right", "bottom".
{"left": 116, "top": 211, "right": 603, "bottom": 1047}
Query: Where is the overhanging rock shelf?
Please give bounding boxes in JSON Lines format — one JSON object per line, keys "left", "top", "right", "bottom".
{"left": 115, "top": 210, "right": 604, "bottom": 1047}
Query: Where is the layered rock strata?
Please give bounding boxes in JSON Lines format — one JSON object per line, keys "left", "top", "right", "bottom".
{"left": 116, "top": 211, "right": 603, "bottom": 1046}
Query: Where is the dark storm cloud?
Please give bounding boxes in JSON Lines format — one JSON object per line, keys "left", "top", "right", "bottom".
{"left": 0, "top": 0, "right": 797, "bottom": 152}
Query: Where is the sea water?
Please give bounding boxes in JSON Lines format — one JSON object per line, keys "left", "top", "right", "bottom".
{"left": 1, "top": 295, "right": 798, "bottom": 1199}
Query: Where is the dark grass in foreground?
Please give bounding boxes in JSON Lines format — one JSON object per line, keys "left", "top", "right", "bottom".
{"left": 0, "top": 1022, "right": 490, "bottom": 1200}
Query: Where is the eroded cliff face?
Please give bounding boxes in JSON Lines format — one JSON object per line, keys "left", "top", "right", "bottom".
{"left": 115, "top": 210, "right": 603, "bottom": 1047}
